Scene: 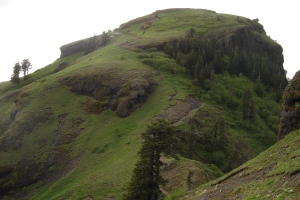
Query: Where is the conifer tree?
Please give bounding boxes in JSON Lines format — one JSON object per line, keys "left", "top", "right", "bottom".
{"left": 124, "top": 120, "right": 178, "bottom": 200}
{"left": 21, "top": 59, "right": 32, "bottom": 80}
{"left": 11, "top": 62, "right": 21, "bottom": 84}
{"left": 242, "top": 89, "right": 255, "bottom": 122}
{"left": 186, "top": 28, "right": 196, "bottom": 38}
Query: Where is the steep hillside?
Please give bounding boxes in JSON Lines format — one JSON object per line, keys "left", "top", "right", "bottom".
{"left": 183, "top": 129, "right": 300, "bottom": 200}
{"left": 0, "top": 9, "right": 287, "bottom": 199}
{"left": 175, "top": 72, "right": 300, "bottom": 200}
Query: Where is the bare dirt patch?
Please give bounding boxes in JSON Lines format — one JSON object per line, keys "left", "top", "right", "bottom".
{"left": 155, "top": 96, "right": 202, "bottom": 124}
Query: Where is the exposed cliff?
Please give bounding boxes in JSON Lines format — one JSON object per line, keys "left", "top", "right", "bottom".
{"left": 62, "top": 67, "right": 156, "bottom": 117}
{"left": 219, "top": 24, "right": 284, "bottom": 69}
{"left": 278, "top": 71, "right": 300, "bottom": 140}
{"left": 59, "top": 38, "right": 88, "bottom": 57}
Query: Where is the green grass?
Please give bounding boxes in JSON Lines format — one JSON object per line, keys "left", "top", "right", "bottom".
{"left": 28, "top": 67, "right": 193, "bottom": 199}
{"left": 114, "top": 8, "right": 253, "bottom": 48}
{"left": 3, "top": 39, "right": 194, "bottom": 199}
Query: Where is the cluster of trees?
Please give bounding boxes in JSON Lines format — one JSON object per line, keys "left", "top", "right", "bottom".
{"left": 164, "top": 28, "right": 288, "bottom": 93}
{"left": 124, "top": 119, "right": 232, "bottom": 198}
{"left": 11, "top": 59, "right": 32, "bottom": 84}
{"left": 178, "top": 117, "right": 230, "bottom": 171}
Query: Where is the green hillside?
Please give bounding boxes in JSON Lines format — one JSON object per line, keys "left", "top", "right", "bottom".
{"left": 0, "top": 9, "right": 288, "bottom": 199}
{"left": 183, "top": 129, "right": 300, "bottom": 199}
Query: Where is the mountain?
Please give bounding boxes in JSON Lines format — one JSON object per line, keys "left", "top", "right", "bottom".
{"left": 0, "top": 9, "right": 287, "bottom": 199}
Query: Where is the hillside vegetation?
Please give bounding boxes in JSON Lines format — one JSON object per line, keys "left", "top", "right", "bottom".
{"left": 183, "top": 129, "right": 300, "bottom": 200}
{"left": 0, "top": 8, "right": 288, "bottom": 199}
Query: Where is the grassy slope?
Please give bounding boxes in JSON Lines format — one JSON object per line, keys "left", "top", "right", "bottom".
{"left": 118, "top": 8, "right": 252, "bottom": 46}
{"left": 184, "top": 130, "right": 300, "bottom": 200}
{"left": 0, "top": 35, "right": 192, "bottom": 199}
{"left": 0, "top": 9, "right": 284, "bottom": 199}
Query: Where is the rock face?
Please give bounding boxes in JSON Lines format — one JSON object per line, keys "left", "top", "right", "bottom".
{"left": 214, "top": 23, "right": 284, "bottom": 74}
{"left": 278, "top": 71, "right": 300, "bottom": 140}
{"left": 62, "top": 67, "right": 156, "bottom": 117}
{"left": 60, "top": 39, "right": 89, "bottom": 57}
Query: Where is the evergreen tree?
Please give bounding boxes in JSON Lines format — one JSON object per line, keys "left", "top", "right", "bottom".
{"left": 213, "top": 49, "right": 224, "bottom": 74}
{"left": 124, "top": 120, "right": 178, "bottom": 200}
{"left": 229, "top": 50, "right": 240, "bottom": 75}
{"left": 186, "top": 171, "right": 193, "bottom": 191}
{"left": 248, "top": 100, "right": 255, "bottom": 123}
{"left": 21, "top": 59, "right": 32, "bottom": 80}
{"left": 11, "top": 62, "right": 21, "bottom": 84}
{"left": 242, "top": 89, "right": 255, "bottom": 122}
{"left": 100, "top": 31, "right": 110, "bottom": 46}
{"left": 186, "top": 28, "right": 196, "bottom": 38}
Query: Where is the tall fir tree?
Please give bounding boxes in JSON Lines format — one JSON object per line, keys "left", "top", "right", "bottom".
{"left": 242, "top": 89, "right": 255, "bottom": 122}
{"left": 11, "top": 62, "right": 21, "bottom": 84}
{"left": 21, "top": 59, "right": 32, "bottom": 80}
{"left": 124, "top": 120, "right": 178, "bottom": 200}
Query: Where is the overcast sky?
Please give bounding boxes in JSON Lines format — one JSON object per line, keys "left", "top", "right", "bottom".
{"left": 0, "top": 0, "right": 298, "bottom": 82}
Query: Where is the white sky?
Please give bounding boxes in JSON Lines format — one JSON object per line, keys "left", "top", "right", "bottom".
{"left": 0, "top": 0, "right": 298, "bottom": 82}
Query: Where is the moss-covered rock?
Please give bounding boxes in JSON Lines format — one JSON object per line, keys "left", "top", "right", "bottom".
{"left": 278, "top": 71, "right": 300, "bottom": 140}
{"left": 62, "top": 67, "right": 156, "bottom": 117}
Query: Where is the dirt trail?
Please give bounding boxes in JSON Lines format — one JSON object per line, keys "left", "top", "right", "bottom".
{"left": 186, "top": 165, "right": 300, "bottom": 199}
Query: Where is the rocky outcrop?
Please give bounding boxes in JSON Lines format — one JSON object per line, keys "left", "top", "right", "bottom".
{"left": 62, "top": 67, "right": 156, "bottom": 117}
{"left": 278, "top": 71, "right": 300, "bottom": 140}
{"left": 59, "top": 39, "right": 89, "bottom": 57}
{"left": 213, "top": 23, "right": 284, "bottom": 74}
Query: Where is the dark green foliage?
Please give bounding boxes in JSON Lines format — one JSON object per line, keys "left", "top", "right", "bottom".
{"left": 100, "top": 31, "right": 110, "bottom": 46}
{"left": 186, "top": 171, "right": 193, "bottom": 191}
{"left": 124, "top": 120, "right": 178, "bottom": 200}
{"left": 186, "top": 28, "right": 197, "bottom": 38}
{"left": 21, "top": 59, "right": 32, "bottom": 80}
{"left": 242, "top": 89, "right": 255, "bottom": 122}
{"left": 186, "top": 73, "right": 282, "bottom": 171}
{"left": 164, "top": 30, "right": 288, "bottom": 92}
{"left": 11, "top": 62, "right": 21, "bottom": 84}
{"left": 176, "top": 108, "right": 231, "bottom": 171}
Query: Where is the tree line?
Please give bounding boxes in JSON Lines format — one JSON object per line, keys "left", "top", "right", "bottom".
{"left": 11, "top": 59, "right": 32, "bottom": 84}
